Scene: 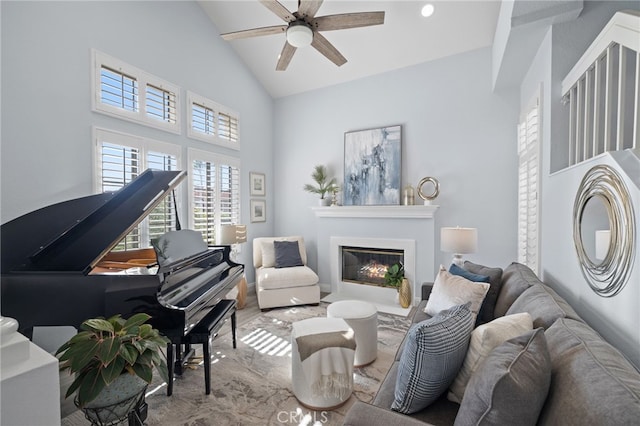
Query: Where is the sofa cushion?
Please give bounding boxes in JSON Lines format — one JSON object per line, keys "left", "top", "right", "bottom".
{"left": 506, "top": 283, "right": 581, "bottom": 329}
{"left": 424, "top": 266, "right": 490, "bottom": 323}
{"left": 454, "top": 328, "right": 551, "bottom": 426}
{"left": 273, "top": 240, "right": 304, "bottom": 268}
{"left": 494, "top": 262, "right": 539, "bottom": 318}
{"left": 463, "top": 261, "right": 503, "bottom": 323}
{"left": 256, "top": 266, "right": 318, "bottom": 290}
{"left": 448, "top": 312, "right": 533, "bottom": 404}
{"left": 392, "top": 303, "right": 474, "bottom": 414}
{"left": 538, "top": 318, "right": 640, "bottom": 425}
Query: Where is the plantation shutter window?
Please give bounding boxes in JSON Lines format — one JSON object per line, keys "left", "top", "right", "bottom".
{"left": 517, "top": 95, "right": 541, "bottom": 274}
{"left": 187, "top": 91, "right": 240, "bottom": 150}
{"left": 95, "top": 128, "right": 181, "bottom": 250}
{"left": 189, "top": 149, "right": 241, "bottom": 245}
{"left": 92, "top": 49, "right": 181, "bottom": 134}
{"left": 100, "top": 67, "right": 138, "bottom": 112}
{"left": 146, "top": 84, "right": 177, "bottom": 124}
{"left": 192, "top": 160, "right": 216, "bottom": 245}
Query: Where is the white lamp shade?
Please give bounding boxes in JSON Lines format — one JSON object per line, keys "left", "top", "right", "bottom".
{"left": 286, "top": 23, "right": 313, "bottom": 48}
{"left": 595, "top": 229, "right": 610, "bottom": 260}
{"left": 440, "top": 227, "right": 478, "bottom": 254}
{"left": 220, "top": 224, "right": 247, "bottom": 245}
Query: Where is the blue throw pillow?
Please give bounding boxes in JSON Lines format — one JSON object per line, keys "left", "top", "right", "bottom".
{"left": 392, "top": 303, "right": 474, "bottom": 414}
{"left": 449, "top": 263, "right": 490, "bottom": 283}
{"left": 274, "top": 240, "right": 304, "bottom": 268}
{"left": 450, "top": 263, "right": 491, "bottom": 324}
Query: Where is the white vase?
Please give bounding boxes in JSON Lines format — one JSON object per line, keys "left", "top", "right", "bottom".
{"left": 319, "top": 198, "right": 331, "bottom": 206}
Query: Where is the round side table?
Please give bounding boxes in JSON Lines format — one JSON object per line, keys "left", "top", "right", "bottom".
{"left": 327, "top": 300, "right": 378, "bottom": 367}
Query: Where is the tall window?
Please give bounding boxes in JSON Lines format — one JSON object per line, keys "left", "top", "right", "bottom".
{"left": 95, "top": 128, "right": 181, "bottom": 250}
{"left": 189, "top": 148, "right": 241, "bottom": 245}
{"left": 517, "top": 92, "right": 541, "bottom": 274}
{"left": 92, "top": 49, "right": 181, "bottom": 134}
{"left": 187, "top": 91, "right": 240, "bottom": 150}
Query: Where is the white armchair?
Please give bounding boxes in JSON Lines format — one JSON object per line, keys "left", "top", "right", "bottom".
{"left": 253, "top": 236, "right": 320, "bottom": 310}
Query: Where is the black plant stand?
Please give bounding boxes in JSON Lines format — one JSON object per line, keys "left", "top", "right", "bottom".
{"left": 76, "top": 387, "right": 148, "bottom": 426}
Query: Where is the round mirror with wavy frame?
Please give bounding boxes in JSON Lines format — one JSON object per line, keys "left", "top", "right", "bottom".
{"left": 573, "top": 165, "right": 636, "bottom": 297}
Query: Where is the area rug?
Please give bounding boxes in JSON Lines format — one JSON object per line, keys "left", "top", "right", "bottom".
{"left": 62, "top": 303, "right": 411, "bottom": 426}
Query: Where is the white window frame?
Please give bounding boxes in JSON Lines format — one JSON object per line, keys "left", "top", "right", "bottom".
{"left": 187, "top": 148, "right": 241, "bottom": 245}
{"left": 517, "top": 87, "right": 542, "bottom": 275}
{"left": 91, "top": 49, "right": 181, "bottom": 135}
{"left": 187, "top": 91, "right": 240, "bottom": 150}
{"left": 93, "top": 127, "right": 183, "bottom": 249}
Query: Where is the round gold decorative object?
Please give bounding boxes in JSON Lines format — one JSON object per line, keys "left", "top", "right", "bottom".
{"left": 573, "top": 164, "right": 636, "bottom": 297}
{"left": 417, "top": 177, "right": 440, "bottom": 201}
{"left": 399, "top": 278, "right": 412, "bottom": 308}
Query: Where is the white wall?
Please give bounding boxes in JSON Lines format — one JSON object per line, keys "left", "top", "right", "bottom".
{"left": 520, "top": 0, "right": 640, "bottom": 366}
{"left": 273, "top": 47, "right": 519, "bottom": 282}
{"left": 0, "top": 1, "right": 275, "bottom": 281}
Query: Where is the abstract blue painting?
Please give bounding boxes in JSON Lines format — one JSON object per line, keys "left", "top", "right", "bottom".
{"left": 343, "top": 125, "right": 401, "bottom": 206}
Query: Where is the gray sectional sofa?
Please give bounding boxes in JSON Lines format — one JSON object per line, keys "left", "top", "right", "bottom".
{"left": 343, "top": 262, "right": 640, "bottom": 425}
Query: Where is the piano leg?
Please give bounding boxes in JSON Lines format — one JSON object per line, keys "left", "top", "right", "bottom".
{"left": 232, "top": 311, "right": 237, "bottom": 349}
{"left": 166, "top": 343, "right": 174, "bottom": 397}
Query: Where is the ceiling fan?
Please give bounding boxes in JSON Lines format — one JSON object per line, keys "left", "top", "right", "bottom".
{"left": 220, "top": 0, "right": 385, "bottom": 71}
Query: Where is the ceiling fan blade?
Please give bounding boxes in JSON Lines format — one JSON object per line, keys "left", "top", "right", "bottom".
{"left": 259, "top": 0, "right": 296, "bottom": 23}
{"left": 311, "top": 32, "right": 347, "bottom": 67}
{"left": 221, "top": 25, "right": 287, "bottom": 41}
{"left": 297, "top": 0, "right": 323, "bottom": 19}
{"left": 312, "top": 11, "right": 385, "bottom": 31}
{"left": 276, "top": 42, "right": 297, "bottom": 71}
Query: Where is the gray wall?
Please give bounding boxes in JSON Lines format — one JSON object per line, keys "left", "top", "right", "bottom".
{"left": 272, "top": 47, "right": 519, "bottom": 279}
{"left": 520, "top": 1, "right": 640, "bottom": 366}
{"left": 1, "top": 1, "right": 275, "bottom": 280}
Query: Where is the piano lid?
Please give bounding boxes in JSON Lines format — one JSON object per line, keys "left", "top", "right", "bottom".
{"left": 2, "top": 169, "right": 186, "bottom": 274}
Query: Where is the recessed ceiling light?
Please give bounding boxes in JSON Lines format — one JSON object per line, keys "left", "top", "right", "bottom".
{"left": 421, "top": 4, "right": 435, "bottom": 18}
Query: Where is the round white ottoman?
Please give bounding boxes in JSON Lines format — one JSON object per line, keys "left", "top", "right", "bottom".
{"left": 327, "top": 300, "right": 378, "bottom": 367}
{"left": 291, "top": 317, "right": 356, "bottom": 410}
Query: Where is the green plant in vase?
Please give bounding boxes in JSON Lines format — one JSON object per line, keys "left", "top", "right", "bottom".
{"left": 56, "top": 313, "right": 170, "bottom": 409}
{"left": 384, "top": 262, "right": 405, "bottom": 289}
{"left": 303, "top": 164, "right": 337, "bottom": 205}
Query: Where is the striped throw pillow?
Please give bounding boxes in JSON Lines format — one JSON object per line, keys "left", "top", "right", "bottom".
{"left": 392, "top": 303, "right": 474, "bottom": 414}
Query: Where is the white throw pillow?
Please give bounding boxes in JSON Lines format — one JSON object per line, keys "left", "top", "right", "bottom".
{"left": 261, "top": 241, "right": 276, "bottom": 268}
{"left": 447, "top": 312, "right": 533, "bottom": 403}
{"left": 424, "top": 265, "right": 490, "bottom": 322}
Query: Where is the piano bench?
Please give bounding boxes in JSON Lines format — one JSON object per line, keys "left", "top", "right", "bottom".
{"left": 168, "top": 299, "right": 237, "bottom": 396}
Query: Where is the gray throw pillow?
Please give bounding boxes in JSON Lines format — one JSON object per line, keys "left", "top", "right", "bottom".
{"left": 273, "top": 240, "right": 303, "bottom": 268}
{"left": 494, "top": 262, "right": 538, "bottom": 318}
{"left": 463, "top": 261, "right": 503, "bottom": 323}
{"left": 506, "top": 283, "right": 581, "bottom": 329}
{"left": 392, "top": 303, "right": 474, "bottom": 414}
{"left": 454, "top": 328, "right": 551, "bottom": 426}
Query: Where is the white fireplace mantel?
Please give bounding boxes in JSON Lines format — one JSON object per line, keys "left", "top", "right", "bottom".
{"left": 312, "top": 205, "right": 439, "bottom": 219}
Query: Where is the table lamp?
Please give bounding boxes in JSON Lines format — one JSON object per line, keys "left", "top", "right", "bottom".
{"left": 220, "top": 224, "right": 247, "bottom": 257}
{"left": 595, "top": 229, "right": 610, "bottom": 260}
{"left": 441, "top": 227, "right": 478, "bottom": 267}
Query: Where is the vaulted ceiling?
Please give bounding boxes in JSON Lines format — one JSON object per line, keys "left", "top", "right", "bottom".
{"left": 200, "top": 1, "right": 501, "bottom": 98}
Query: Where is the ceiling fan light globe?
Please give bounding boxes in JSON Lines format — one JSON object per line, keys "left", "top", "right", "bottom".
{"left": 287, "top": 24, "right": 313, "bottom": 48}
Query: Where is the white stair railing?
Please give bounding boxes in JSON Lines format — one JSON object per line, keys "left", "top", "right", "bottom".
{"left": 562, "top": 10, "right": 639, "bottom": 168}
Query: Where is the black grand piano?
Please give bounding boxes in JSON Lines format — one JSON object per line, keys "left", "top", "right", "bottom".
{"left": 0, "top": 169, "right": 244, "bottom": 386}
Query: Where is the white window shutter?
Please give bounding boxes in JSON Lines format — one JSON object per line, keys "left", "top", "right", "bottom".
{"left": 189, "top": 149, "right": 241, "bottom": 245}
{"left": 517, "top": 99, "right": 540, "bottom": 273}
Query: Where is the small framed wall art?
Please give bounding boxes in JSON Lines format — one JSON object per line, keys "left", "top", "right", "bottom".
{"left": 250, "top": 172, "right": 266, "bottom": 196}
{"left": 250, "top": 199, "right": 266, "bottom": 223}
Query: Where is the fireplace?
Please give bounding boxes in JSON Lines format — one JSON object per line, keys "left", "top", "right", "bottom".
{"left": 342, "top": 246, "right": 404, "bottom": 286}
{"left": 313, "top": 205, "right": 438, "bottom": 316}
{"left": 327, "top": 236, "right": 416, "bottom": 315}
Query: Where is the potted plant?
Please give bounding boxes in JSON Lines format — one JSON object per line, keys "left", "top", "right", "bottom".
{"left": 385, "top": 262, "right": 412, "bottom": 308}
{"left": 56, "top": 313, "right": 170, "bottom": 422}
{"left": 303, "top": 164, "right": 337, "bottom": 206}
{"left": 384, "top": 262, "right": 405, "bottom": 289}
